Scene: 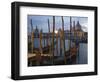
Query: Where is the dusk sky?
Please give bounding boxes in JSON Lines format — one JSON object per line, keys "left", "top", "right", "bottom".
{"left": 28, "top": 15, "right": 88, "bottom": 33}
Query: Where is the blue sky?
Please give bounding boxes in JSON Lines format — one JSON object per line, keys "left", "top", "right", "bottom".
{"left": 28, "top": 15, "right": 88, "bottom": 33}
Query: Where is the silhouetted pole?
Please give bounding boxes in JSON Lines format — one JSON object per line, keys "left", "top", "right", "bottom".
{"left": 47, "top": 19, "right": 50, "bottom": 47}
{"left": 70, "top": 16, "right": 72, "bottom": 48}
{"left": 48, "top": 19, "right": 51, "bottom": 57}
{"left": 52, "top": 16, "right": 55, "bottom": 64}
{"left": 32, "top": 31, "right": 34, "bottom": 53}
{"left": 30, "top": 19, "right": 34, "bottom": 53}
{"left": 56, "top": 29, "right": 58, "bottom": 56}
{"left": 39, "top": 28, "right": 43, "bottom": 55}
{"left": 73, "top": 21, "right": 76, "bottom": 43}
{"left": 59, "top": 29, "right": 62, "bottom": 56}
{"left": 44, "top": 37, "right": 45, "bottom": 47}
{"left": 69, "top": 16, "right": 72, "bottom": 61}
{"left": 61, "top": 16, "right": 66, "bottom": 64}
{"left": 46, "top": 31, "right": 49, "bottom": 47}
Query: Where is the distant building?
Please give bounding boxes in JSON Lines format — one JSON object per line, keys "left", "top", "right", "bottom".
{"left": 75, "top": 21, "right": 86, "bottom": 39}
{"left": 28, "top": 20, "right": 87, "bottom": 42}
{"left": 34, "top": 26, "right": 39, "bottom": 38}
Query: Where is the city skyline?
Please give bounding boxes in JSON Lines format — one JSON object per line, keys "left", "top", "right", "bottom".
{"left": 28, "top": 15, "right": 88, "bottom": 33}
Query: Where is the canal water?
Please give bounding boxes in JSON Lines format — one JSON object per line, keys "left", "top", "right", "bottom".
{"left": 33, "top": 38, "right": 88, "bottom": 64}
{"left": 77, "top": 43, "right": 88, "bottom": 64}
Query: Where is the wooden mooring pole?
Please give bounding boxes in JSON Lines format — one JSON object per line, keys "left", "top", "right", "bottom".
{"left": 61, "top": 16, "right": 66, "bottom": 64}
{"left": 48, "top": 19, "right": 52, "bottom": 57}
{"left": 39, "top": 28, "right": 43, "bottom": 55}
{"left": 30, "top": 19, "right": 34, "bottom": 54}
{"left": 52, "top": 16, "right": 55, "bottom": 64}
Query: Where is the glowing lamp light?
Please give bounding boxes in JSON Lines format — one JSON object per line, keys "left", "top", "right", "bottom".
{"left": 55, "top": 30, "right": 58, "bottom": 34}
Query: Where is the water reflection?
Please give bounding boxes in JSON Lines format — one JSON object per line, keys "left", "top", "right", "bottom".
{"left": 33, "top": 38, "right": 87, "bottom": 64}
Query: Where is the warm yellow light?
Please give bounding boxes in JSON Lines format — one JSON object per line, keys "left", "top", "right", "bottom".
{"left": 55, "top": 30, "right": 58, "bottom": 34}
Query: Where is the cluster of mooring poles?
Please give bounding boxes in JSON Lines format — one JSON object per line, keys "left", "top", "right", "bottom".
{"left": 29, "top": 16, "right": 79, "bottom": 65}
